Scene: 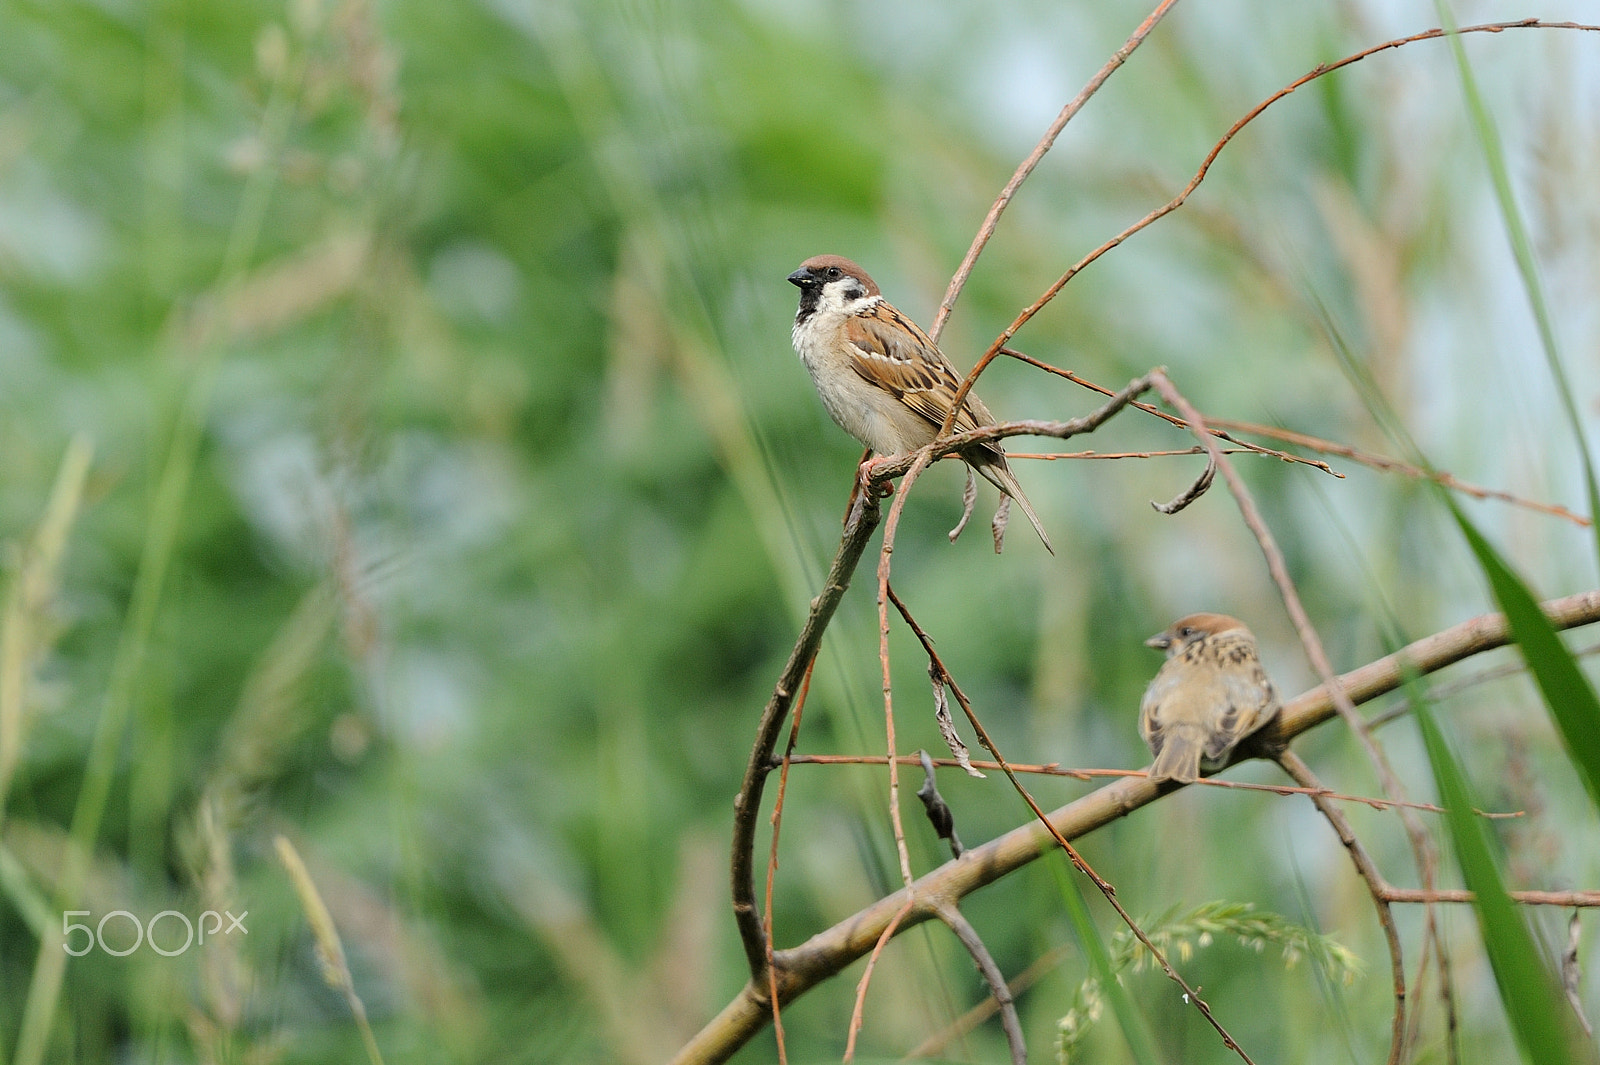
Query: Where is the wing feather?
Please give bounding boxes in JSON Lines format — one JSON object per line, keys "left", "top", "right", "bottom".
{"left": 842, "top": 304, "right": 1004, "bottom": 457}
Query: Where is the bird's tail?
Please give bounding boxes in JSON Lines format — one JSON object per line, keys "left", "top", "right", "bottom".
{"left": 970, "top": 453, "right": 1054, "bottom": 554}
{"left": 1149, "top": 733, "right": 1205, "bottom": 785}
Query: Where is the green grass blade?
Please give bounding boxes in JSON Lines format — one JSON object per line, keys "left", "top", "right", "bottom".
{"left": 1316, "top": 298, "right": 1600, "bottom": 812}
{"left": 1447, "top": 499, "right": 1600, "bottom": 814}
{"left": 1434, "top": 0, "right": 1600, "bottom": 574}
{"left": 1047, "top": 852, "right": 1163, "bottom": 1065}
{"left": 1414, "top": 693, "right": 1597, "bottom": 1064}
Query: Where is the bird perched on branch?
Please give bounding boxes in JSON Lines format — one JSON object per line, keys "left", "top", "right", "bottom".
{"left": 1139, "top": 613, "right": 1281, "bottom": 784}
{"left": 786, "top": 254, "right": 1052, "bottom": 553}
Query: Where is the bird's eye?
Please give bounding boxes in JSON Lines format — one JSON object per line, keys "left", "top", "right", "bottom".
{"left": 825, "top": 266, "right": 842, "bottom": 279}
{"left": 1178, "top": 626, "right": 1194, "bottom": 639}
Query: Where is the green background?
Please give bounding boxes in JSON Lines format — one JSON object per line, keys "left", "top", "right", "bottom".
{"left": 1, "top": 0, "right": 1597, "bottom": 1061}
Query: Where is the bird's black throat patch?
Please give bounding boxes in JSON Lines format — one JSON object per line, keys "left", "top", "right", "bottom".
{"left": 793, "top": 282, "right": 821, "bottom": 324}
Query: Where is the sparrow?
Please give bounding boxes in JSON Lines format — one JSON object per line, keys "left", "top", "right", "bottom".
{"left": 1138, "top": 613, "right": 1281, "bottom": 785}
{"left": 787, "top": 254, "right": 1053, "bottom": 553}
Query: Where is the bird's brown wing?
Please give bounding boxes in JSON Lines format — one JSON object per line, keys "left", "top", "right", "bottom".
{"left": 1138, "top": 666, "right": 1187, "bottom": 750}
{"left": 1203, "top": 637, "right": 1281, "bottom": 762}
{"left": 842, "top": 303, "right": 999, "bottom": 449}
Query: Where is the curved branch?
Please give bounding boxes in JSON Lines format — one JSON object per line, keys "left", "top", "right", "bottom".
{"left": 940, "top": 20, "right": 1600, "bottom": 439}
{"left": 730, "top": 492, "right": 882, "bottom": 977}
{"left": 929, "top": 0, "right": 1182, "bottom": 341}
{"left": 934, "top": 903, "right": 1026, "bottom": 1065}
{"left": 675, "top": 588, "right": 1600, "bottom": 1065}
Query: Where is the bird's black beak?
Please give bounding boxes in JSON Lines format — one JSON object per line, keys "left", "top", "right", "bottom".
{"left": 787, "top": 268, "right": 814, "bottom": 288}
{"left": 1144, "top": 633, "right": 1171, "bottom": 651}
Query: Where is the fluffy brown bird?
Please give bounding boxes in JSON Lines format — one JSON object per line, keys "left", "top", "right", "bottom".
{"left": 787, "top": 255, "right": 1052, "bottom": 553}
{"left": 1138, "top": 613, "right": 1281, "bottom": 784}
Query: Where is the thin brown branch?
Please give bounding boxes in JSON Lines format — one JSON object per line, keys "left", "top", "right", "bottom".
{"left": 905, "top": 945, "right": 1072, "bottom": 1060}
{"left": 1277, "top": 750, "right": 1408, "bottom": 1065}
{"left": 929, "top": 0, "right": 1184, "bottom": 342}
{"left": 1206, "top": 417, "right": 1592, "bottom": 527}
{"left": 1000, "top": 349, "right": 1340, "bottom": 475}
{"left": 1378, "top": 888, "right": 1600, "bottom": 908}
{"left": 782, "top": 755, "right": 1522, "bottom": 817}
{"left": 843, "top": 898, "right": 914, "bottom": 1063}
{"left": 875, "top": 458, "right": 931, "bottom": 898}
{"left": 1151, "top": 451, "right": 1216, "bottom": 514}
{"left": 868, "top": 374, "right": 1156, "bottom": 487}
{"left": 731, "top": 491, "right": 882, "bottom": 979}
{"left": 1010, "top": 446, "right": 1253, "bottom": 460}
{"left": 933, "top": 903, "right": 1026, "bottom": 1065}
{"left": 1152, "top": 368, "right": 1461, "bottom": 1053}
{"left": 888, "top": 585, "right": 1258, "bottom": 1064}
{"left": 1009, "top": 351, "right": 1585, "bottom": 525}
{"left": 673, "top": 590, "right": 1600, "bottom": 1065}
{"left": 944, "top": 21, "right": 1600, "bottom": 445}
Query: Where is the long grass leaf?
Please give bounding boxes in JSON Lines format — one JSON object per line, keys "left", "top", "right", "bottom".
{"left": 1447, "top": 500, "right": 1600, "bottom": 813}
{"left": 1414, "top": 693, "right": 1597, "bottom": 1064}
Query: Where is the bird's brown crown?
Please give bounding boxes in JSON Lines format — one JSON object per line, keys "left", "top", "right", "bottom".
{"left": 1168, "top": 613, "right": 1246, "bottom": 638}
{"left": 794, "top": 255, "right": 880, "bottom": 296}
{"left": 1146, "top": 612, "right": 1250, "bottom": 653}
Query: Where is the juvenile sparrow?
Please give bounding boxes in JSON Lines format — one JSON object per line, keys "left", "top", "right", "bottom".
{"left": 787, "top": 254, "right": 1053, "bottom": 553}
{"left": 1138, "top": 613, "right": 1281, "bottom": 785}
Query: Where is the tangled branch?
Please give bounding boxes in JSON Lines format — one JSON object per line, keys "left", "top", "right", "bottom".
{"left": 676, "top": 589, "right": 1600, "bottom": 1064}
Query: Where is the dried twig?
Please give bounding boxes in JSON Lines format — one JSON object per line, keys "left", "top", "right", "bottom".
{"left": 948, "top": 466, "right": 978, "bottom": 543}
{"left": 1151, "top": 368, "right": 1461, "bottom": 1054}
{"left": 1001, "top": 349, "right": 1339, "bottom": 475}
{"left": 1563, "top": 911, "right": 1593, "bottom": 1037}
{"left": 933, "top": 903, "right": 1026, "bottom": 1065}
{"left": 1151, "top": 452, "right": 1216, "bottom": 514}
{"left": 1204, "top": 417, "right": 1592, "bottom": 527}
{"left": 1277, "top": 751, "right": 1408, "bottom": 1065}
{"left": 887, "top": 584, "right": 1258, "bottom": 1064}
{"left": 1378, "top": 888, "right": 1600, "bottom": 908}
{"left": 865, "top": 376, "right": 1156, "bottom": 486}
{"left": 915, "top": 750, "right": 965, "bottom": 858}
{"left": 1011, "top": 446, "right": 1253, "bottom": 460}
{"left": 928, "top": 0, "right": 1184, "bottom": 341}
{"left": 781, "top": 755, "right": 1522, "bottom": 818}
{"left": 843, "top": 898, "right": 914, "bottom": 1062}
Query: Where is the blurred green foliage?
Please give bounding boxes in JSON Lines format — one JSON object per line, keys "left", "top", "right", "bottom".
{"left": 0, "top": 0, "right": 1597, "bottom": 1062}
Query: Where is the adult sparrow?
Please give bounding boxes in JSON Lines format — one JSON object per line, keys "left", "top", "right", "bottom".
{"left": 787, "top": 254, "right": 1052, "bottom": 552}
{"left": 1139, "top": 613, "right": 1281, "bottom": 784}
